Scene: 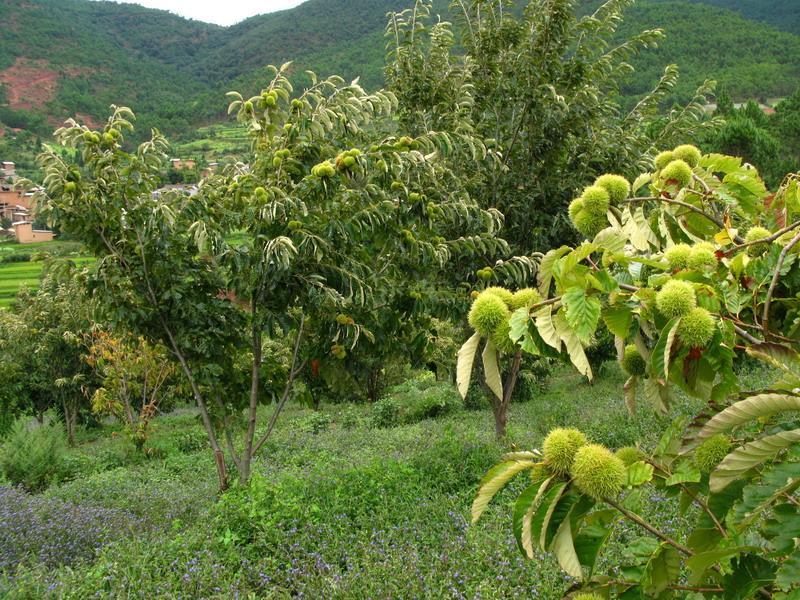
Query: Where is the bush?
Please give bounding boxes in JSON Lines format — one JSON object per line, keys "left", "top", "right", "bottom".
{"left": 370, "top": 397, "right": 401, "bottom": 428}
{"left": 175, "top": 430, "right": 208, "bottom": 453}
{"left": 369, "top": 373, "right": 460, "bottom": 428}
{"left": 0, "top": 418, "right": 66, "bottom": 492}
{"left": 295, "top": 411, "right": 332, "bottom": 434}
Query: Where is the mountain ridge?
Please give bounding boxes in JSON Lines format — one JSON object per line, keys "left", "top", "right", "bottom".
{"left": 1, "top": 0, "right": 798, "bottom": 137}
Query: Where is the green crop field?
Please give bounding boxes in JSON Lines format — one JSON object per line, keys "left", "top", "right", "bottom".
{"left": 172, "top": 124, "right": 250, "bottom": 161}
{"left": 0, "top": 241, "right": 93, "bottom": 308}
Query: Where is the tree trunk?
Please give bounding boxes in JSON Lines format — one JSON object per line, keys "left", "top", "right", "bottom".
{"left": 492, "top": 351, "right": 523, "bottom": 440}
{"left": 492, "top": 402, "right": 508, "bottom": 438}
{"left": 61, "top": 396, "right": 77, "bottom": 445}
{"left": 240, "top": 320, "right": 262, "bottom": 486}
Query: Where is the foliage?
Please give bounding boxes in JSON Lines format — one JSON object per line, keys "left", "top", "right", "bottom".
{"left": 86, "top": 333, "right": 180, "bottom": 451}
{"left": 467, "top": 144, "right": 800, "bottom": 594}
{"left": 0, "top": 485, "right": 144, "bottom": 572}
{"left": 369, "top": 373, "right": 461, "bottom": 428}
{"left": 0, "top": 263, "right": 96, "bottom": 442}
{"left": 387, "top": 0, "right": 720, "bottom": 253}
{"left": 3, "top": 0, "right": 800, "bottom": 146}
{"left": 30, "top": 65, "right": 508, "bottom": 486}
{"left": 0, "top": 417, "right": 67, "bottom": 492}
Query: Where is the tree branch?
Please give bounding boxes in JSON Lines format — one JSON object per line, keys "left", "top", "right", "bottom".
{"left": 762, "top": 230, "right": 800, "bottom": 334}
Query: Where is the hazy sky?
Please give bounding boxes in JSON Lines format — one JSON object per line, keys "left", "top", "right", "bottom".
{"left": 101, "top": 1, "right": 307, "bottom": 26}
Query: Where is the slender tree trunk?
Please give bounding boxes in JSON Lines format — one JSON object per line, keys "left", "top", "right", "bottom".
{"left": 62, "top": 396, "right": 77, "bottom": 446}
{"left": 240, "top": 319, "right": 262, "bottom": 485}
{"left": 492, "top": 351, "right": 523, "bottom": 440}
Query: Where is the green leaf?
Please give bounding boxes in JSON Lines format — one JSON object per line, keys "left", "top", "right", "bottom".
{"left": 534, "top": 305, "right": 561, "bottom": 351}
{"left": 456, "top": 332, "right": 481, "bottom": 399}
{"left": 553, "top": 311, "right": 592, "bottom": 380}
{"left": 530, "top": 482, "right": 567, "bottom": 551}
{"left": 538, "top": 246, "right": 571, "bottom": 297}
{"left": 626, "top": 461, "right": 654, "bottom": 487}
{"left": 574, "top": 509, "right": 616, "bottom": 574}
{"left": 732, "top": 458, "right": 800, "bottom": 530}
{"left": 722, "top": 554, "right": 777, "bottom": 600}
{"left": 698, "top": 394, "right": 800, "bottom": 441}
{"left": 562, "top": 287, "right": 602, "bottom": 345}
{"left": 711, "top": 429, "right": 800, "bottom": 493}
{"left": 746, "top": 343, "right": 800, "bottom": 383}
{"left": 509, "top": 307, "right": 531, "bottom": 343}
{"left": 665, "top": 463, "right": 701, "bottom": 487}
{"left": 687, "top": 547, "right": 755, "bottom": 585}
{"left": 602, "top": 305, "right": 633, "bottom": 339}
{"left": 552, "top": 516, "right": 583, "bottom": 580}
{"left": 471, "top": 460, "right": 536, "bottom": 523}
{"left": 513, "top": 478, "right": 552, "bottom": 558}
{"left": 642, "top": 543, "right": 681, "bottom": 596}
{"left": 651, "top": 318, "right": 680, "bottom": 382}
{"left": 776, "top": 549, "right": 800, "bottom": 591}
{"left": 482, "top": 340, "right": 503, "bottom": 401}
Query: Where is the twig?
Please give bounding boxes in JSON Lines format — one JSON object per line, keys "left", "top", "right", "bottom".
{"left": 762, "top": 230, "right": 800, "bottom": 334}
{"left": 604, "top": 497, "right": 694, "bottom": 557}
{"left": 625, "top": 196, "right": 726, "bottom": 230}
{"left": 252, "top": 316, "right": 306, "bottom": 456}
{"left": 725, "top": 220, "right": 800, "bottom": 255}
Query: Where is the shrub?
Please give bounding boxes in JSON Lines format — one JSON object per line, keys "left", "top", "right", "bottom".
{"left": 370, "top": 397, "right": 401, "bottom": 428}
{"left": 295, "top": 411, "right": 332, "bottom": 434}
{"left": 0, "top": 418, "right": 66, "bottom": 492}
{"left": 370, "top": 374, "right": 460, "bottom": 427}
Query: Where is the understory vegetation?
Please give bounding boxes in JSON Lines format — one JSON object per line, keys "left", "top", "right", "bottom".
{"left": 1, "top": 0, "right": 800, "bottom": 597}
{"left": 4, "top": 364, "right": 765, "bottom": 598}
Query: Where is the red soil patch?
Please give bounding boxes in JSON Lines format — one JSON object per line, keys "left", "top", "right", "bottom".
{"left": 0, "top": 58, "right": 61, "bottom": 110}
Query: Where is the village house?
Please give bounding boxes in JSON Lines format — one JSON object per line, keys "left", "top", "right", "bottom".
{"left": 170, "top": 158, "right": 197, "bottom": 170}
{"left": 0, "top": 160, "right": 54, "bottom": 243}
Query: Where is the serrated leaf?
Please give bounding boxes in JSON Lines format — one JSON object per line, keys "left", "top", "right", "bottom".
{"left": 776, "top": 549, "right": 800, "bottom": 591}
{"left": 513, "top": 478, "right": 552, "bottom": 558}
{"left": 574, "top": 509, "right": 616, "bottom": 574}
{"left": 456, "top": 332, "right": 481, "bottom": 399}
{"left": 732, "top": 459, "right": 800, "bottom": 530}
{"left": 530, "top": 483, "right": 567, "bottom": 550}
{"left": 665, "top": 463, "right": 701, "bottom": 486}
{"left": 509, "top": 307, "right": 531, "bottom": 343}
{"left": 627, "top": 461, "right": 654, "bottom": 487}
{"left": 534, "top": 305, "right": 561, "bottom": 351}
{"left": 552, "top": 517, "right": 583, "bottom": 580}
{"left": 482, "top": 340, "right": 503, "bottom": 401}
{"left": 471, "top": 460, "right": 536, "bottom": 523}
{"left": 711, "top": 429, "right": 800, "bottom": 493}
{"left": 562, "top": 287, "right": 601, "bottom": 344}
{"left": 651, "top": 318, "right": 681, "bottom": 381}
{"left": 687, "top": 547, "right": 754, "bottom": 585}
{"left": 602, "top": 305, "right": 633, "bottom": 338}
{"left": 698, "top": 394, "right": 800, "bottom": 440}
{"left": 538, "top": 246, "right": 571, "bottom": 297}
{"left": 642, "top": 543, "right": 681, "bottom": 596}
{"left": 631, "top": 172, "right": 652, "bottom": 194}
{"left": 746, "top": 343, "right": 800, "bottom": 381}
{"left": 553, "top": 310, "right": 592, "bottom": 380}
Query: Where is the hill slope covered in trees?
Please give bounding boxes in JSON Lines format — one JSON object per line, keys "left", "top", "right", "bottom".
{"left": 1, "top": 0, "right": 799, "bottom": 137}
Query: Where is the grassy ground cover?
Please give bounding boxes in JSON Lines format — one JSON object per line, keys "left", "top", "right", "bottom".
{"left": 0, "top": 241, "right": 93, "bottom": 308}
{"left": 0, "top": 363, "right": 775, "bottom": 598}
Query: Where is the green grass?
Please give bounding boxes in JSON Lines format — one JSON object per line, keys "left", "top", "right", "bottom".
{"left": 0, "top": 240, "right": 93, "bottom": 307}
{"left": 3, "top": 364, "right": 778, "bottom": 598}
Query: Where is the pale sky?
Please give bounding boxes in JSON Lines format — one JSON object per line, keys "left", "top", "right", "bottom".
{"left": 99, "top": 0, "right": 307, "bottom": 26}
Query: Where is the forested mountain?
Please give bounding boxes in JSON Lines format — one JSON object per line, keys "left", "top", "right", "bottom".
{"left": 1, "top": 0, "right": 799, "bottom": 138}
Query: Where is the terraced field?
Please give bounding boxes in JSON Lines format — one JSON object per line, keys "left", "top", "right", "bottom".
{"left": 0, "top": 241, "right": 93, "bottom": 308}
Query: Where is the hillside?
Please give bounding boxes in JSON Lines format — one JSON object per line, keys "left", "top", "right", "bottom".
{"left": 1, "top": 0, "right": 799, "bottom": 139}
